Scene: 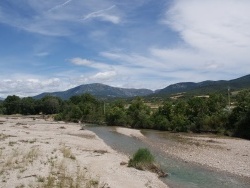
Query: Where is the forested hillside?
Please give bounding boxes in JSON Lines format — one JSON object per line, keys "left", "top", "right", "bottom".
{"left": 34, "top": 83, "right": 153, "bottom": 100}
{"left": 1, "top": 90, "right": 250, "bottom": 139}
{"left": 155, "top": 74, "right": 250, "bottom": 97}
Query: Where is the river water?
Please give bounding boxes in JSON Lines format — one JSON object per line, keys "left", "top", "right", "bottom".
{"left": 85, "top": 125, "right": 250, "bottom": 188}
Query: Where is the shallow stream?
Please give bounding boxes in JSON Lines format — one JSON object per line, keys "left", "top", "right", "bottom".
{"left": 85, "top": 125, "right": 250, "bottom": 188}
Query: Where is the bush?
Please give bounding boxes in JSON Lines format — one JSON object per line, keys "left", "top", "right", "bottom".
{"left": 128, "top": 148, "right": 167, "bottom": 177}
{"left": 128, "top": 148, "right": 155, "bottom": 170}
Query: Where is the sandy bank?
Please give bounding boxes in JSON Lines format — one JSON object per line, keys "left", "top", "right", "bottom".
{"left": 115, "top": 127, "right": 145, "bottom": 138}
{"left": 115, "top": 127, "right": 250, "bottom": 178}
{"left": 154, "top": 133, "right": 250, "bottom": 178}
{"left": 0, "top": 116, "right": 167, "bottom": 188}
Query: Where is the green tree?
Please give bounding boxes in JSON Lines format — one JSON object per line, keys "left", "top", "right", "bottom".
{"left": 106, "top": 106, "right": 127, "bottom": 126}
{"left": 207, "top": 94, "right": 227, "bottom": 115}
{"left": 152, "top": 101, "right": 172, "bottom": 130}
{"left": 229, "top": 90, "right": 250, "bottom": 139}
{"left": 152, "top": 113, "right": 171, "bottom": 130}
{"left": 157, "top": 101, "right": 173, "bottom": 121}
{"left": 57, "top": 94, "right": 104, "bottom": 124}
{"left": 187, "top": 97, "right": 208, "bottom": 132}
{"left": 0, "top": 101, "right": 5, "bottom": 114}
{"left": 106, "top": 100, "right": 127, "bottom": 126}
{"left": 3, "top": 95, "right": 21, "bottom": 115}
{"left": 41, "top": 96, "right": 62, "bottom": 114}
{"left": 127, "top": 97, "right": 152, "bottom": 128}
{"left": 173, "top": 100, "right": 187, "bottom": 116}
{"left": 60, "top": 105, "right": 82, "bottom": 122}
{"left": 171, "top": 114, "right": 190, "bottom": 132}
{"left": 20, "top": 97, "right": 36, "bottom": 115}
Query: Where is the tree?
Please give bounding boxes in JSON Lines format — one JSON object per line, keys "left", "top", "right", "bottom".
{"left": 106, "top": 100, "right": 127, "bottom": 126}
{"left": 127, "top": 97, "right": 152, "bottom": 128}
{"left": 229, "top": 90, "right": 250, "bottom": 139}
{"left": 0, "top": 101, "right": 5, "bottom": 114}
{"left": 20, "top": 97, "right": 36, "bottom": 115}
{"left": 157, "top": 101, "right": 173, "bottom": 121}
{"left": 171, "top": 114, "right": 190, "bottom": 132}
{"left": 152, "top": 101, "right": 172, "bottom": 130}
{"left": 207, "top": 94, "right": 227, "bottom": 115}
{"left": 152, "top": 113, "right": 171, "bottom": 130}
{"left": 187, "top": 97, "right": 208, "bottom": 132}
{"left": 41, "top": 96, "right": 61, "bottom": 114}
{"left": 106, "top": 106, "right": 127, "bottom": 126}
{"left": 3, "top": 95, "right": 21, "bottom": 115}
{"left": 60, "top": 105, "right": 82, "bottom": 122}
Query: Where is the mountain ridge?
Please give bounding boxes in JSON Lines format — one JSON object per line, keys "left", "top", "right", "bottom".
{"left": 155, "top": 74, "right": 250, "bottom": 96}
{"left": 32, "top": 74, "right": 250, "bottom": 100}
{"left": 33, "top": 83, "right": 153, "bottom": 100}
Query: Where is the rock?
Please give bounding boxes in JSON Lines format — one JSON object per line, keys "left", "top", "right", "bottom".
{"left": 120, "top": 161, "right": 127, "bottom": 166}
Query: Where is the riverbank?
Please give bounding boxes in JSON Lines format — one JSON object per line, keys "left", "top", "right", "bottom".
{"left": 116, "top": 127, "right": 145, "bottom": 138}
{"left": 165, "top": 134, "right": 250, "bottom": 178}
{"left": 115, "top": 127, "right": 250, "bottom": 178}
{"left": 0, "top": 116, "right": 168, "bottom": 188}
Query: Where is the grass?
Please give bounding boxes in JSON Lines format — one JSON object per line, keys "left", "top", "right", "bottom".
{"left": 24, "top": 147, "right": 39, "bottom": 163}
{"left": 37, "top": 176, "right": 45, "bottom": 182}
{"left": 39, "top": 159, "right": 99, "bottom": 188}
{"left": 128, "top": 148, "right": 155, "bottom": 170}
{"left": 1, "top": 147, "right": 39, "bottom": 177}
{"left": 0, "top": 133, "right": 8, "bottom": 141}
{"left": 60, "top": 145, "right": 76, "bottom": 160}
{"left": 8, "top": 141, "right": 17, "bottom": 146}
{"left": 128, "top": 148, "right": 167, "bottom": 177}
{"left": 86, "top": 179, "right": 99, "bottom": 188}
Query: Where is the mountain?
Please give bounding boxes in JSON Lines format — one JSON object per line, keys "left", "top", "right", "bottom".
{"left": 34, "top": 83, "right": 153, "bottom": 100}
{"left": 33, "top": 74, "right": 250, "bottom": 100}
{"left": 0, "top": 97, "right": 4, "bottom": 101}
{"left": 156, "top": 74, "right": 250, "bottom": 96}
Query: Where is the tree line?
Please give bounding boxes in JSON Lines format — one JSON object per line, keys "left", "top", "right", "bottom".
{"left": 0, "top": 90, "right": 249, "bottom": 139}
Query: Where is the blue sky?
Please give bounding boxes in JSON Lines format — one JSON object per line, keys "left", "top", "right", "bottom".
{"left": 0, "top": 0, "right": 250, "bottom": 97}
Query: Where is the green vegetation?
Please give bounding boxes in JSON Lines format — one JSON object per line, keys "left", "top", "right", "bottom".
{"left": 1, "top": 90, "right": 250, "bottom": 139}
{"left": 128, "top": 148, "right": 155, "bottom": 170}
{"left": 128, "top": 148, "right": 167, "bottom": 177}
{"left": 55, "top": 94, "right": 104, "bottom": 124}
{"left": 0, "top": 95, "right": 62, "bottom": 115}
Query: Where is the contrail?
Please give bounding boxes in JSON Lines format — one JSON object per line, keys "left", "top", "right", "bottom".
{"left": 81, "top": 5, "right": 116, "bottom": 20}
{"left": 48, "top": 0, "right": 73, "bottom": 12}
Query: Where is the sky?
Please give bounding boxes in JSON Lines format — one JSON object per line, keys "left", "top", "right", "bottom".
{"left": 0, "top": 0, "right": 250, "bottom": 98}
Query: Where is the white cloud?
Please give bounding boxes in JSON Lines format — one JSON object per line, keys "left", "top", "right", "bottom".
{"left": 0, "top": 1, "right": 121, "bottom": 36}
{"left": 113, "top": 0, "right": 247, "bottom": 82}
{"left": 70, "top": 58, "right": 92, "bottom": 66}
{"left": 69, "top": 57, "right": 113, "bottom": 70}
{"left": 163, "top": 0, "right": 250, "bottom": 63}
{"left": 1, "top": 0, "right": 250, "bottom": 97}
{"left": 100, "top": 52, "right": 123, "bottom": 59}
{"left": 48, "top": 0, "right": 72, "bottom": 12}
{"left": 0, "top": 77, "right": 64, "bottom": 97}
{"left": 91, "top": 71, "right": 117, "bottom": 81}
{"left": 81, "top": 5, "right": 120, "bottom": 24}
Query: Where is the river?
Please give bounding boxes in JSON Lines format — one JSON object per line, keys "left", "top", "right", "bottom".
{"left": 85, "top": 125, "right": 250, "bottom": 188}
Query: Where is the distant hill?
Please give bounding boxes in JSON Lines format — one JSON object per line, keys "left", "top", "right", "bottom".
{"left": 31, "top": 74, "right": 250, "bottom": 100}
{"left": 33, "top": 83, "right": 153, "bottom": 100}
{"left": 0, "top": 97, "right": 4, "bottom": 101}
{"left": 155, "top": 74, "right": 250, "bottom": 96}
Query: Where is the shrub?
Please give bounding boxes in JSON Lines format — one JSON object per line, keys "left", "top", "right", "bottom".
{"left": 128, "top": 148, "right": 155, "bottom": 170}
{"left": 128, "top": 148, "right": 167, "bottom": 177}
